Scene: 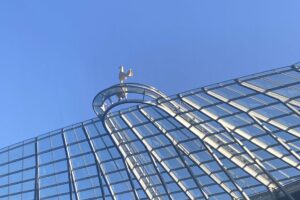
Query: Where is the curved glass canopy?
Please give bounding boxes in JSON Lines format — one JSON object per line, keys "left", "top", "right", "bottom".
{"left": 1, "top": 64, "right": 300, "bottom": 200}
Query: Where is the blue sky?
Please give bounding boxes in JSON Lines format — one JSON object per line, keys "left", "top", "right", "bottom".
{"left": 0, "top": 0, "right": 299, "bottom": 148}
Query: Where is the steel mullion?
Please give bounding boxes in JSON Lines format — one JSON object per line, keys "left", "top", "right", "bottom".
{"left": 243, "top": 79, "right": 300, "bottom": 94}
{"left": 94, "top": 122, "right": 139, "bottom": 200}
{"left": 138, "top": 109, "right": 226, "bottom": 199}
{"left": 251, "top": 116, "right": 300, "bottom": 164}
{"left": 82, "top": 125, "right": 107, "bottom": 200}
{"left": 139, "top": 106, "right": 244, "bottom": 200}
{"left": 211, "top": 67, "right": 295, "bottom": 91}
{"left": 134, "top": 108, "right": 212, "bottom": 200}
{"left": 61, "top": 129, "right": 79, "bottom": 200}
{"left": 140, "top": 105, "right": 247, "bottom": 199}
{"left": 111, "top": 114, "right": 172, "bottom": 200}
{"left": 206, "top": 89, "right": 300, "bottom": 171}
{"left": 199, "top": 90, "right": 296, "bottom": 200}
{"left": 162, "top": 102, "right": 250, "bottom": 199}
{"left": 102, "top": 117, "right": 154, "bottom": 200}
{"left": 185, "top": 103, "right": 284, "bottom": 198}
{"left": 240, "top": 80, "right": 300, "bottom": 106}
{"left": 122, "top": 111, "right": 206, "bottom": 199}
{"left": 89, "top": 78, "right": 300, "bottom": 199}
{"left": 34, "top": 137, "right": 40, "bottom": 200}
{"left": 204, "top": 144, "right": 250, "bottom": 200}
{"left": 239, "top": 68, "right": 296, "bottom": 86}
{"left": 223, "top": 125, "right": 296, "bottom": 200}
{"left": 179, "top": 67, "right": 293, "bottom": 95}
{"left": 180, "top": 96, "right": 277, "bottom": 189}
{"left": 237, "top": 80, "right": 300, "bottom": 118}
{"left": 91, "top": 123, "right": 142, "bottom": 199}
{"left": 286, "top": 103, "right": 300, "bottom": 116}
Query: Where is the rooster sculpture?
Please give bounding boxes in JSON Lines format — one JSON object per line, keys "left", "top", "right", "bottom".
{"left": 117, "top": 66, "right": 133, "bottom": 100}
{"left": 119, "top": 65, "right": 133, "bottom": 84}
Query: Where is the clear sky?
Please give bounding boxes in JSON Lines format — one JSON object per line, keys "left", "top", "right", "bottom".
{"left": 0, "top": 0, "right": 299, "bottom": 148}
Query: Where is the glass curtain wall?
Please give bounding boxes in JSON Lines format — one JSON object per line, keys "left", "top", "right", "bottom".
{"left": 0, "top": 64, "right": 300, "bottom": 200}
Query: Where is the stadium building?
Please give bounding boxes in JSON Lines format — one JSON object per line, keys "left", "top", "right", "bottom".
{"left": 1, "top": 64, "right": 300, "bottom": 200}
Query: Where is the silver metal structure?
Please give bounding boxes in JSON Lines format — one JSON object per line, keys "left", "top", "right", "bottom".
{"left": 0, "top": 64, "right": 300, "bottom": 199}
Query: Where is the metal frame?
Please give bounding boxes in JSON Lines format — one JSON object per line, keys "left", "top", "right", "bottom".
{"left": 92, "top": 77, "right": 299, "bottom": 199}
{"left": 1, "top": 65, "right": 300, "bottom": 200}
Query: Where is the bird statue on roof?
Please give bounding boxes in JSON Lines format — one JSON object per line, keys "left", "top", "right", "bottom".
{"left": 119, "top": 65, "right": 133, "bottom": 84}
{"left": 117, "top": 65, "right": 133, "bottom": 100}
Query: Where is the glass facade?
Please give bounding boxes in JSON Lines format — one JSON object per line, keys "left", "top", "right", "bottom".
{"left": 0, "top": 64, "right": 300, "bottom": 200}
